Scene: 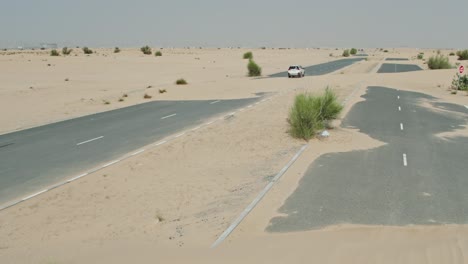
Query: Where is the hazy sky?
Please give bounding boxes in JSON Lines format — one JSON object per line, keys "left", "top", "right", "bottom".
{"left": 1, "top": 0, "right": 467, "bottom": 48}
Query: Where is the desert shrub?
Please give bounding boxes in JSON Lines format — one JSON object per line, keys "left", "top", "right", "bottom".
{"left": 62, "top": 47, "right": 72, "bottom": 55}
{"left": 82, "top": 47, "right": 93, "bottom": 54}
{"left": 176, "top": 78, "right": 187, "bottom": 85}
{"left": 247, "top": 59, "right": 262, "bottom": 76}
{"left": 417, "top": 53, "right": 424, "bottom": 59}
{"left": 114, "top": 47, "right": 121, "bottom": 53}
{"left": 243, "top": 51, "right": 253, "bottom": 59}
{"left": 427, "top": 54, "right": 452, "bottom": 69}
{"left": 288, "top": 88, "right": 343, "bottom": 140}
{"left": 329, "top": 53, "right": 333, "bottom": 57}
{"left": 342, "top": 49, "right": 350, "bottom": 57}
{"left": 350, "top": 48, "right": 357, "bottom": 55}
{"left": 141, "top": 45, "right": 152, "bottom": 55}
{"left": 456, "top": 50, "right": 468, "bottom": 60}
{"left": 451, "top": 74, "right": 468, "bottom": 91}
{"left": 384, "top": 50, "right": 389, "bottom": 53}
{"left": 159, "top": 89, "right": 167, "bottom": 93}
{"left": 50, "top": 49, "right": 60, "bottom": 56}
{"left": 143, "top": 93, "right": 152, "bottom": 99}
{"left": 155, "top": 51, "right": 162, "bottom": 56}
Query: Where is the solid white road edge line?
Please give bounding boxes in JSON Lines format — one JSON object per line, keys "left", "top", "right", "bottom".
{"left": 210, "top": 100, "right": 220, "bottom": 104}
{"left": 67, "top": 173, "right": 88, "bottom": 183}
{"left": 130, "top": 149, "right": 145, "bottom": 156}
{"left": 76, "top": 136, "right": 104, "bottom": 146}
{"left": 155, "top": 141, "right": 167, "bottom": 146}
{"left": 161, "top": 113, "right": 177, "bottom": 120}
{"left": 210, "top": 144, "right": 308, "bottom": 248}
{"left": 465, "top": 105, "right": 468, "bottom": 109}
{"left": 21, "top": 189, "right": 48, "bottom": 201}
{"left": 102, "top": 160, "right": 120, "bottom": 168}
{"left": 174, "top": 133, "right": 185, "bottom": 138}
{"left": 403, "top": 153, "right": 408, "bottom": 167}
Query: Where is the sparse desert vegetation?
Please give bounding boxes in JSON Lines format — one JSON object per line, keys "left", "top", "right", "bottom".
{"left": 451, "top": 74, "right": 468, "bottom": 91}
{"left": 62, "top": 47, "right": 72, "bottom": 55}
{"left": 456, "top": 50, "right": 468, "bottom": 60}
{"left": 82, "top": 47, "right": 93, "bottom": 54}
{"left": 342, "top": 49, "right": 350, "bottom": 57}
{"left": 143, "top": 93, "right": 152, "bottom": 99}
{"left": 176, "top": 78, "right": 188, "bottom": 85}
{"left": 159, "top": 89, "right": 167, "bottom": 93}
{"left": 50, "top": 49, "right": 59, "bottom": 56}
{"left": 247, "top": 59, "right": 262, "bottom": 76}
{"left": 114, "top": 47, "right": 121, "bottom": 53}
{"left": 449, "top": 52, "right": 456, "bottom": 56}
{"left": 288, "top": 88, "right": 343, "bottom": 140}
{"left": 417, "top": 53, "right": 424, "bottom": 59}
{"left": 243, "top": 51, "right": 253, "bottom": 59}
{"left": 427, "top": 54, "right": 452, "bottom": 69}
{"left": 155, "top": 51, "right": 162, "bottom": 56}
{"left": 141, "top": 45, "right": 152, "bottom": 55}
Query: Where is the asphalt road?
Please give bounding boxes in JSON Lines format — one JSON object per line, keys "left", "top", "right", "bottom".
{"left": 268, "top": 58, "right": 366, "bottom": 78}
{"left": 0, "top": 97, "right": 260, "bottom": 206}
{"left": 268, "top": 86, "right": 468, "bottom": 232}
{"left": 378, "top": 63, "right": 422, "bottom": 73}
{"left": 385, "top": 58, "right": 409, "bottom": 61}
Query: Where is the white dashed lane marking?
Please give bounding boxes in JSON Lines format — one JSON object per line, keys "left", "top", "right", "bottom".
{"left": 161, "top": 113, "right": 177, "bottom": 120}
{"left": 400, "top": 123, "right": 404, "bottom": 131}
{"left": 403, "top": 154, "right": 408, "bottom": 167}
{"left": 76, "top": 136, "right": 104, "bottom": 146}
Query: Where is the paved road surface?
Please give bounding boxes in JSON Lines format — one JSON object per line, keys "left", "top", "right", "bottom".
{"left": 268, "top": 86, "right": 468, "bottom": 232}
{"left": 269, "top": 58, "right": 365, "bottom": 78}
{"left": 385, "top": 58, "right": 409, "bottom": 61}
{"left": 378, "top": 63, "right": 422, "bottom": 73}
{"left": 0, "top": 97, "right": 260, "bottom": 206}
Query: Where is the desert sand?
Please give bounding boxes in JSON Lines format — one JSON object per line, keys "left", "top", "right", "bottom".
{"left": 0, "top": 47, "right": 467, "bottom": 263}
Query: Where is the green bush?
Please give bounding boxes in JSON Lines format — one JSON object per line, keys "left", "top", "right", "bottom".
{"left": 82, "top": 47, "right": 93, "bottom": 54}
{"left": 247, "top": 59, "right": 262, "bottom": 76}
{"left": 141, "top": 45, "right": 152, "bottom": 55}
{"left": 114, "top": 47, "right": 121, "bottom": 53}
{"left": 155, "top": 51, "right": 162, "bottom": 56}
{"left": 342, "top": 49, "right": 350, "bottom": 57}
{"left": 451, "top": 74, "right": 468, "bottom": 91}
{"left": 384, "top": 50, "right": 389, "bottom": 53}
{"left": 449, "top": 52, "right": 455, "bottom": 56}
{"left": 417, "top": 53, "right": 424, "bottom": 59}
{"left": 427, "top": 54, "right": 452, "bottom": 69}
{"left": 176, "top": 78, "right": 187, "bottom": 85}
{"left": 288, "top": 88, "right": 343, "bottom": 140}
{"left": 62, "top": 47, "right": 72, "bottom": 55}
{"left": 350, "top": 48, "right": 357, "bottom": 55}
{"left": 50, "top": 49, "right": 60, "bottom": 56}
{"left": 243, "top": 51, "right": 253, "bottom": 59}
{"left": 456, "top": 50, "right": 468, "bottom": 60}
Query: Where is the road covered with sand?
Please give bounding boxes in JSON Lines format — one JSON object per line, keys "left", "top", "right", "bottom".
{"left": 0, "top": 47, "right": 468, "bottom": 263}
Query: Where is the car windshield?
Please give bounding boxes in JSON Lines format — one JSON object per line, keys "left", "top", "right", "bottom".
{"left": 289, "top": 66, "right": 297, "bottom": 70}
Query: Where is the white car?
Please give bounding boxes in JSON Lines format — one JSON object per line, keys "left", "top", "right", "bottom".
{"left": 288, "top": 65, "right": 305, "bottom": 78}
